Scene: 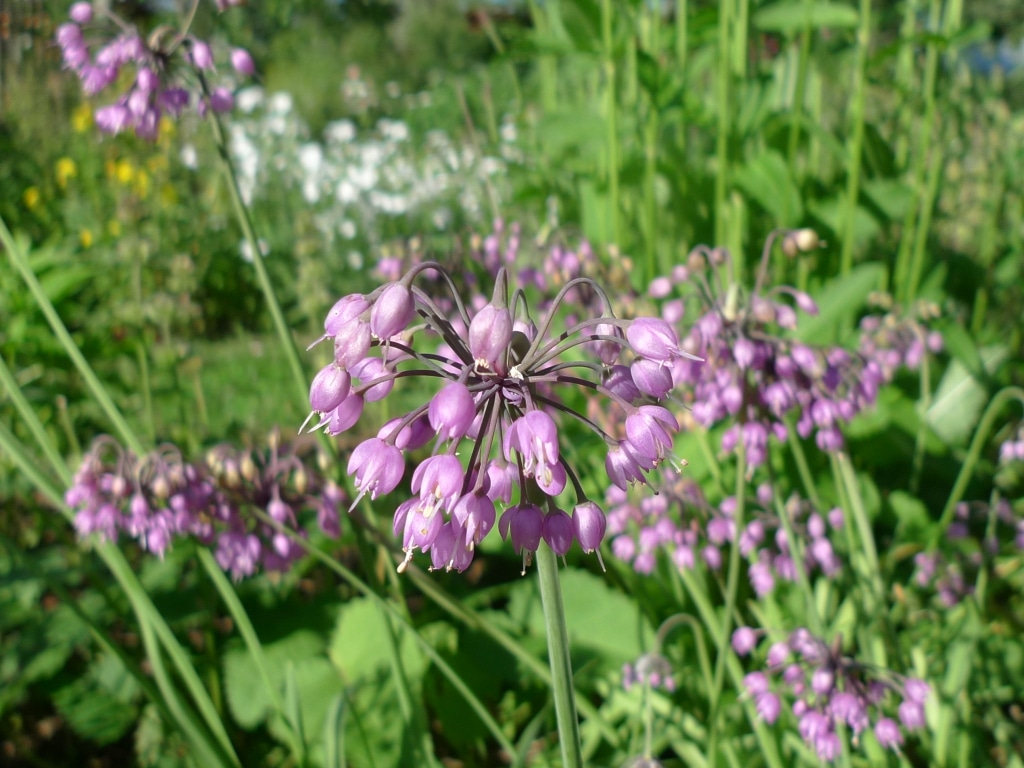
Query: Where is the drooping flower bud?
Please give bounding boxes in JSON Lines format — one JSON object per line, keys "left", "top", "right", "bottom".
{"left": 469, "top": 303, "right": 513, "bottom": 372}
{"left": 309, "top": 364, "right": 351, "bottom": 414}
{"left": 230, "top": 48, "right": 255, "bottom": 77}
{"left": 370, "top": 282, "right": 416, "bottom": 340}
{"left": 429, "top": 381, "right": 476, "bottom": 442}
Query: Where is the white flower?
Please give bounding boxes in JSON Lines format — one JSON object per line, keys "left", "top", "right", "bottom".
{"left": 268, "top": 92, "right": 294, "bottom": 114}
{"left": 325, "top": 119, "right": 356, "bottom": 144}
{"left": 180, "top": 143, "right": 198, "bottom": 169}
{"left": 236, "top": 86, "right": 265, "bottom": 113}
{"left": 239, "top": 238, "right": 270, "bottom": 263}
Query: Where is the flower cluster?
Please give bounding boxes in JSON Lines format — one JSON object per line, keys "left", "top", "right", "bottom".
{"left": 736, "top": 628, "right": 930, "bottom": 759}
{"left": 225, "top": 87, "right": 510, "bottom": 256}
{"left": 56, "top": 1, "right": 254, "bottom": 139}
{"left": 607, "top": 471, "right": 844, "bottom": 594}
{"left": 65, "top": 435, "right": 343, "bottom": 580}
{"left": 669, "top": 235, "right": 942, "bottom": 467}
{"left": 305, "top": 263, "right": 695, "bottom": 573}
{"left": 913, "top": 498, "right": 1024, "bottom": 606}
{"left": 622, "top": 652, "right": 677, "bottom": 693}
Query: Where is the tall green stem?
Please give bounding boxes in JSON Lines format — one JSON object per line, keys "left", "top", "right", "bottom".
{"left": 1, "top": 217, "right": 143, "bottom": 455}
{"left": 601, "top": 0, "right": 621, "bottom": 248}
{"left": 203, "top": 94, "right": 309, "bottom": 406}
{"left": 706, "top": 440, "right": 745, "bottom": 767}
{"left": 536, "top": 542, "right": 583, "bottom": 768}
{"left": 929, "top": 387, "right": 1024, "bottom": 549}
{"left": 892, "top": 0, "right": 940, "bottom": 298}
{"left": 839, "top": 0, "right": 872, "bottom": 276}
{"left": 714, "top": 0, "right": 731, "bottom": 247}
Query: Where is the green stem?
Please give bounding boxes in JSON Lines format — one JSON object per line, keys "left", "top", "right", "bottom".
{"left": 770, "top": 491, "right": 824, "bottom": 636}
{"left": 0, "top": 355, "right": 66, "bottom": 487}
{"left": 250, "top": 508, "right": 518, "bottom": 758}
{"left": 601, "top": 0, "right": 621, "bottom": 248}
{"left": 1, "top": 216, "right": 143, "bottom": 456}
{"left": 136, "top": 342, "right": 156, "bottom": 443}
{"left": 909, "top": 324, "right": 933, "bottom": 494}
{"left": 839, "top": 0, "right": 872, "bottom": 276}
{"left": 676, "top": 568, "right": 785, "bottom": 768}
{"left": 198, "top": 549, "right": 307, "bottom": 765}
{"left": 536, "top": 542, "right": 583, "bottom": 768}
{"left": 929, "top": 386, "right": 1024, "bottom": 550}
{"left": 203, "top": 91, "right": 309, "bottom": 406}
{"left": 707, "top": 440, "right": 746, "bottom": 767}
{"left": 786, "top": 0, "right": 814, "bottom": 176}
{"left": 785, "top": 419, "right": 822, "bottom": 510}
{"left": 714, "top": 0, "right": 731, "bottom": 247}
{"left": 405, "top": 566, "right": 619, "bottom": 746}
{"left": 892, "top": 0, "right": 940, "bottom": 297}
{"left": 835, "top": 452, "right": 883, "bottom": 601}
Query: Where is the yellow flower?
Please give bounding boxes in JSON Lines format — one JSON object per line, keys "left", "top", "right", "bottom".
{"left": 133, "top": 169, "right": 151, "bottom": 199}
{"left": 55, "top": 157, "right": 78, "bottom": 189}
{"left": 79, "top": 229, "right": 94, "bottom": 248}
{"left": 115, "top": 159, "right": 134, "bottom": 185}
{"left": 72, "top": 104, "right": 93, "bottom": 133}
{"left": 107, "top": 220, "right": 122, "bottom": 237}
{"left": 23, "top": 187, "right": 41, "bottom": 210}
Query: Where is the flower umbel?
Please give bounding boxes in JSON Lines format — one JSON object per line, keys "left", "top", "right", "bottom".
{"left": 307, "top": 263, "right": 693, "bottom": 573}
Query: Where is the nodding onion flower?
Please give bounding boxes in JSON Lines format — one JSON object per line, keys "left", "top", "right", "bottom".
{"left": 305, "top": 262, "right": 699, "bottom": 574}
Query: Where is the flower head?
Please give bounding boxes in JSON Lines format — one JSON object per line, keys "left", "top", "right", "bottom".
{"left": 308, "top": 259, "right": 691, "bottom": 573}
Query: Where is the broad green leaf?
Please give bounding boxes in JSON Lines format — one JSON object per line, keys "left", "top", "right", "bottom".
{"left": 794, "top": 262, "right": 885, "bottom": 345}
{"left": 536, "top": 111, "right": 606, "bottom": 157}
{"left": 511, "top": 568, "right": 651, "bottom": 662}
{"left": 808, "top": 197, "right": 880, "bottom": 251}
{"left": 224, "top": 629, "right": 324, "bottom": 729}
{"left": 887, "top": 490, "right": 931, "bottom": 539}
{"left": 927, "top": 345, "right": 1008, "bottom": 445}
{"left": 268, "top": 657, "right": 339, "bottom": 756}
{"left": 753, "top": 1, "right": 859, "bottom": 34}
{"left": 52, "top": 673, "right": 137, "bottom": 745}
{"left": 733, "top": 149, "right": 803, "bottom": 226}
{"left": 862, "top": 178, "right": 913, "bottom": 222}
{"left": 327, "top": 593, "right": 423, "bottom": 679}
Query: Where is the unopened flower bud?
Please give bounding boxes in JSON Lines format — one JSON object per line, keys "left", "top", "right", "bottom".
{"left": 230, "top": 48, "right": 255, "bottom": 77}
{"left": 240, "top": 453, "right": 258, "bottom": 482}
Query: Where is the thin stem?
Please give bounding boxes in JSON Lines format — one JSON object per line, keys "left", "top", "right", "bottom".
{"left": 536, "top": 541, "right": 583, "bottom": 768}
{"left": 707, "top": 438, "right": 746, "bottom": 767}
{"left": 909, "top": 324, "right": 933, "bottom": 493}
{"left": 839, "top": 0, "right": 872, "bottom": 276}
{"left": 714, "top": 0, "right": 731, "bottom": 247}
{"left": 1, "top": 216, "right": 144, "bottom": 455}
{"left": 785, "top": 419, "right": 822, "bottom": 509}
{"left": 197, "top": 549, "right": 307, "bottom": 765}
{"left": 249, "top": 508, "right": 517, "bottom": 757}
{"left": 929, "top": 386, "right": 1024, "bottom": 550}
{"left": 892, "top": 0, "right": 940, "bottom": 297}
{"left": 601, "top": 0, "right": 621, "bottom": 247}
{"left": 201, "top": 85, "right": 309, "bottom": 406}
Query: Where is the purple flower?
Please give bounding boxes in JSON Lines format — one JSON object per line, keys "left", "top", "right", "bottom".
{"left": 69, "top": 3, "right": 93, "bottom": 24}
{"left": 469, "top": 302, "right": 513, "bottom": 373}
{"left": 429, "top": 382, "right": 476, "bottom": 442}
{"left": 309, "top": 258, "right": 692, "bottom": 572}
{"left": 370, "top": 282, "right": 416, "bottom": 340}
{"left": 348, "top": 438, "right": 404, "bottom": 502}
{"left": 230, "top": 48, "right": 255, "bottom": 76}
{"left": 732, "top": 626, "right": 759, "bottom": 656}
